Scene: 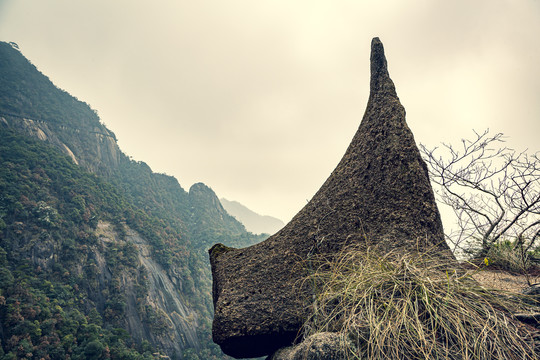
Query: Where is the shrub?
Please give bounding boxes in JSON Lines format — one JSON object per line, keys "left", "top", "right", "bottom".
{"left": 483, "top": 240, "right": 538, "bottom": 275}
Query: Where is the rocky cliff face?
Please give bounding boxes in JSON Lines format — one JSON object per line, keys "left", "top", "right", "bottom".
{"left": 1, "top": 115, "right": 121, "bottom": 172}
{"left": 27, "top": 219, "right": 201, "bottom": 356}
{"left": 209, "top": 37, "right": 455, "bottom": 358}
{"left": 96, "top": 221, "right": 200, "bottom": 356}
{"left": 0, "top": 40, "right": 262, "bottom": 359}
{"left": 0, "top": 41, "right": 122, "bottom": 175}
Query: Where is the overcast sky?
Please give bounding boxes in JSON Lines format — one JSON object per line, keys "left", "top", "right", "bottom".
{"left": 1, "top": 0, "right": 539, "bottom": 224}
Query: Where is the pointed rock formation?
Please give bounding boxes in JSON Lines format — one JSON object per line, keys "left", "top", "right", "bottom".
{"left": 209, "top": 37, "right": 455, "bottom": 358}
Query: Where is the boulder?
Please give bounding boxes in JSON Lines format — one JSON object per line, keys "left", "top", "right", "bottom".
{"left": 209, "top": 37, "right": 455, "bottom": 358}
{"left": 267, "top": 332, "right": 355, "bottom": 360}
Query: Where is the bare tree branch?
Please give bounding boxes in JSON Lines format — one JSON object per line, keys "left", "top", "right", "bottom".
{"left": 420, "top": 130, "right": 540, "bottom": 258}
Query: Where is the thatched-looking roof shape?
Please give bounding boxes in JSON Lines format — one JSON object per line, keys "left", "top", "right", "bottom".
{"left": 209, "top": 37, "right": 455, "bottom": 359}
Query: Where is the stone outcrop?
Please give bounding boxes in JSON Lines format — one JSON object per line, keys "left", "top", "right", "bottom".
{"left": 0, "top": 115, "right": 121, "bottom": 173}
{"left": 209, "top": 37, "right": 455, "bottom": 358}
{"left": 268, "top": 332, "right": 354, "bottom": 360}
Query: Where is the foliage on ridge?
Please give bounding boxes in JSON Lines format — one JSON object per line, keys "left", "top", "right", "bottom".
{"left": 0, "top": 128, "right": 156, "bottom": 358}
{"left": 0, "top": 41, "right": 265, "bottom": 359}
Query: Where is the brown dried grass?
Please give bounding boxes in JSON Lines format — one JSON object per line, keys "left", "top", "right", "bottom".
{"left": 302, "top": 247, "right": 538, "bottom": 359}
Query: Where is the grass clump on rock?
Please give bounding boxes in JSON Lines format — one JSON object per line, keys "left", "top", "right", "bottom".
{"left": 302, "top": 246, "right": 538, "bottom": 359}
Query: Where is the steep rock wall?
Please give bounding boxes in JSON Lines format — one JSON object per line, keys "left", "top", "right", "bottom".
{"left": 95, "top": 221, "right": 200, "bottom": 356}
{"left": 0, "top": 115, "right": 121, "bottom": 173}
{"left": 21, "top": 218, "right": 200, "bottom": 357}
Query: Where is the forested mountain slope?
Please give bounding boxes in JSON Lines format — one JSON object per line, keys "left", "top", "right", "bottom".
{"left": 0, "top": 41, "right": 265, "bottom": 359}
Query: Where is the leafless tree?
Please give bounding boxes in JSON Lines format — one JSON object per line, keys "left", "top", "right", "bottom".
{"left": 420, "top": 130, "right": 540, "bottom": 258}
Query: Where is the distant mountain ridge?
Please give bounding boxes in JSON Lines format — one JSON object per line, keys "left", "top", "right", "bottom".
{"left": 220, "top": 198, "right": 284, "bottom": 235}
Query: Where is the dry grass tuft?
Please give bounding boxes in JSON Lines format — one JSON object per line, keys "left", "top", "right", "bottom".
{"left": 302, "top": 247, "right": 539, "bottom": 359}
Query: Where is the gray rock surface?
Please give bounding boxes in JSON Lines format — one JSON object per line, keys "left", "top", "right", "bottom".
{"left": 95, "top": 221, "right": 200, "bottom": 356}
{"left": 267, "top": 332, "right": 354, "bottom": 360}
{"left": 209, "top": 37, "right": 455, "bottom": 358}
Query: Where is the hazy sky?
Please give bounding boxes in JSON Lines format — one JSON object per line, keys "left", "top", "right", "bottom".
{"left": 1, "top": 0, "right": 539, "bottom": 224}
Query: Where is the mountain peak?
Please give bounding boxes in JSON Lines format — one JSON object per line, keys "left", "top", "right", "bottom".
{"left": 369, "top": 37, "right": 396, "bottom": 98}
{"left": 220, "top": 198, "right": 284, "bottom": 235}
{"left": 209, "top": 37, "right": 453, "bottom": 358}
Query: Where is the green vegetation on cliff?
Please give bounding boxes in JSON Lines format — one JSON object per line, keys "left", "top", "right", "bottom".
{"left": 0, "top": 42, "right": 103, "bottom": 132}
{"left": 0, "top": 129, "right": 155, "bottom": 359}
{"left": 0, "top": 41, "right": 265, "bottom": 359}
